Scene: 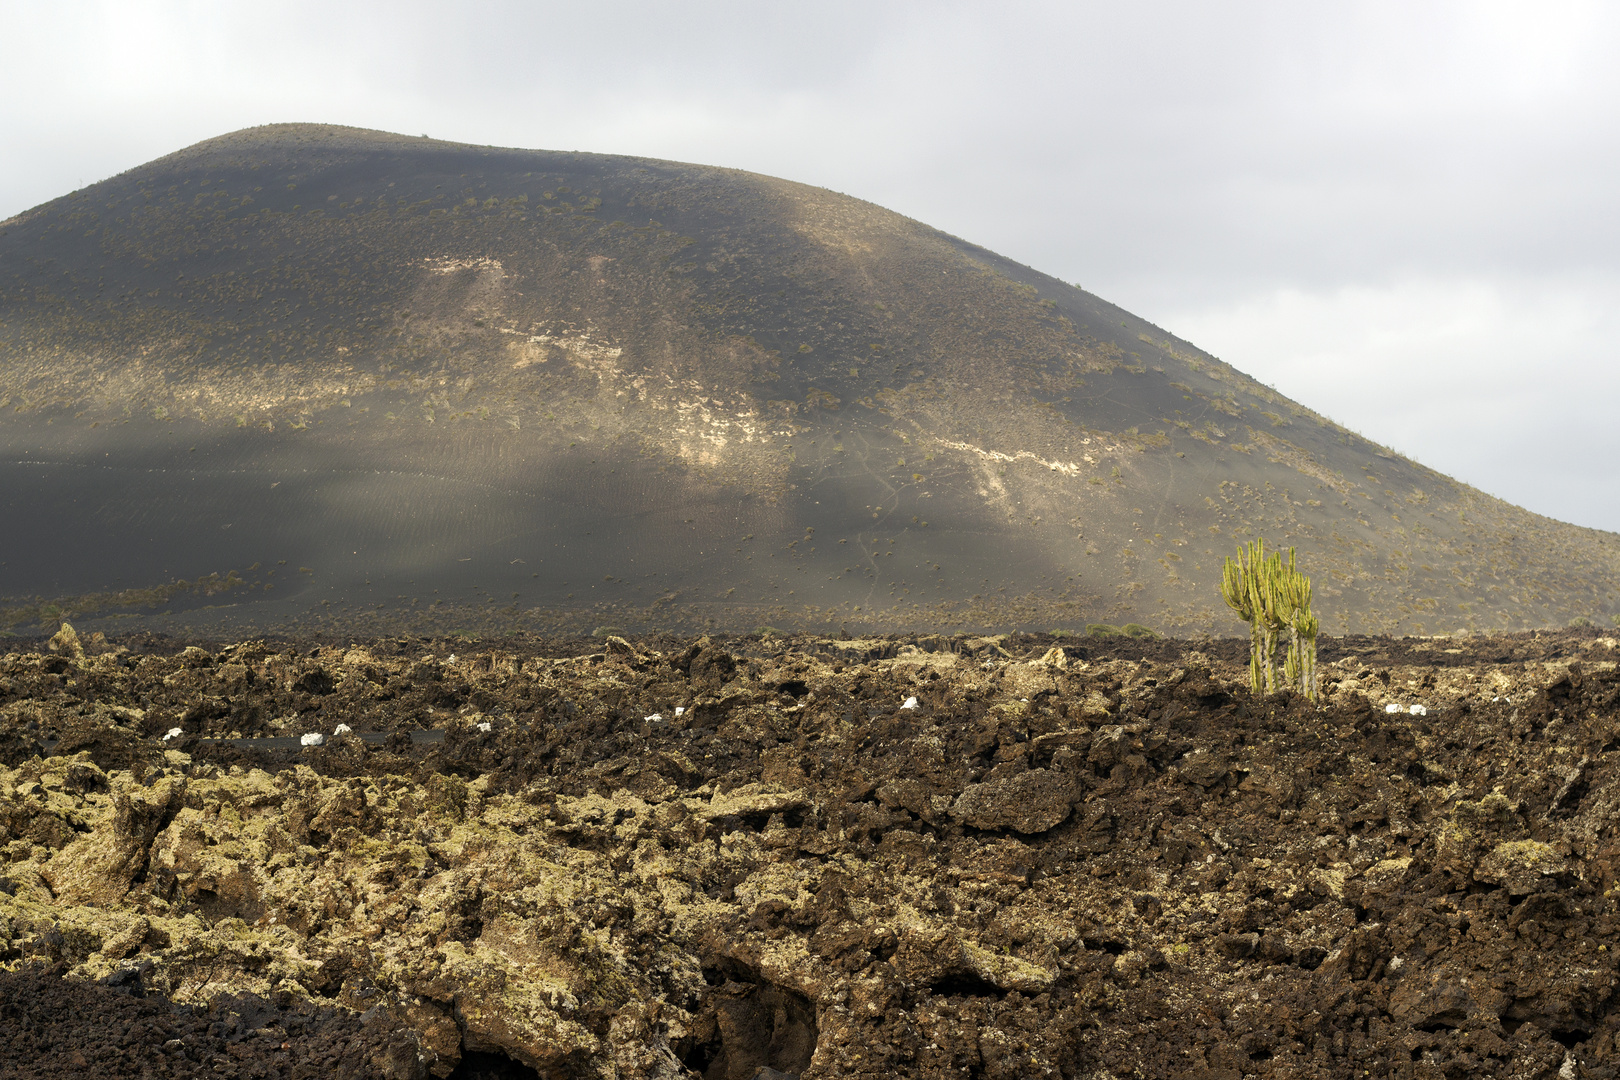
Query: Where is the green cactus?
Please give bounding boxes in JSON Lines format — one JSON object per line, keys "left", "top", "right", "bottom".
{"left": 1219, "top": 539, "right": 1319, "bottom": 700}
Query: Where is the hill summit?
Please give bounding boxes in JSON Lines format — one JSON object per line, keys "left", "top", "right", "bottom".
{"left": 0, "top": 123, "right": 1614, "bottom": 636}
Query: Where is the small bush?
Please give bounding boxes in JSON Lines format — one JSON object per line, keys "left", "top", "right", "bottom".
{"left": 1120, "top": 623, "right": 1160, "bottom": 639}
{"left": 1086, "top": 623, "right": 1124, "bottom": 638}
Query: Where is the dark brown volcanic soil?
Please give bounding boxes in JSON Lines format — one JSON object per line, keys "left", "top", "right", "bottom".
{"left": 5, "top": 625, "right": 1620, "bottom": 1078}
{"left": 0, "top": 963, "right": 419, "bottom": 1079}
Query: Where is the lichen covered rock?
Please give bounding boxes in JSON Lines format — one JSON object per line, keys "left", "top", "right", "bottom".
{"left": 3, "top": 628, "right": 1620, "bottom": 1077}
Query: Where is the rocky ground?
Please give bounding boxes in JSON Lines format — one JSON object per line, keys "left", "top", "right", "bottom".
{"left": 2, "top": 625, "right": 1620, "bottom": 1079}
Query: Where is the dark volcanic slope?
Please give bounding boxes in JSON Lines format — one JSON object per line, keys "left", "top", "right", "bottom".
{"left": 0, "top": 123, "right": 1614, "bottom": 636}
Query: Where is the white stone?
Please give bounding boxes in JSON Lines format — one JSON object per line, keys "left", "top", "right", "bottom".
{"left": 300, "top": 732, "right": 325, "bottom": 747}
{"left": 644, "top": 714, "right": 663, "bottom": 723}
{"left": 476, "top": 722, "right": 492, "bottom": 733}
{"left": 1407, "top": 704, "right": 1427, "bottom": 716}
{"left": 163, "top": 727, "right": 184, "bottom": 741}
{"left": 674, "top": 706, "right": 685, "bottom": 717}
{"left": 901, "top": 696, "right": 919, "bottom": 710}
{"left": 333, "top": 723, "right": 352, "bottom": 736}
{"left": 1385, "top": 703, "right": 1402, "bottom": 714}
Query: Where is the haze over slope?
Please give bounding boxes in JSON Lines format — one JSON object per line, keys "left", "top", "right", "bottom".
{"left": 0, "top": 123, "right": 1613, "bottom": 636}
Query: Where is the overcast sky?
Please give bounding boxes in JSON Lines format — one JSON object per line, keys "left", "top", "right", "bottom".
{"left": 4, "top": 0, "right": 1618, "bottom": 530}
